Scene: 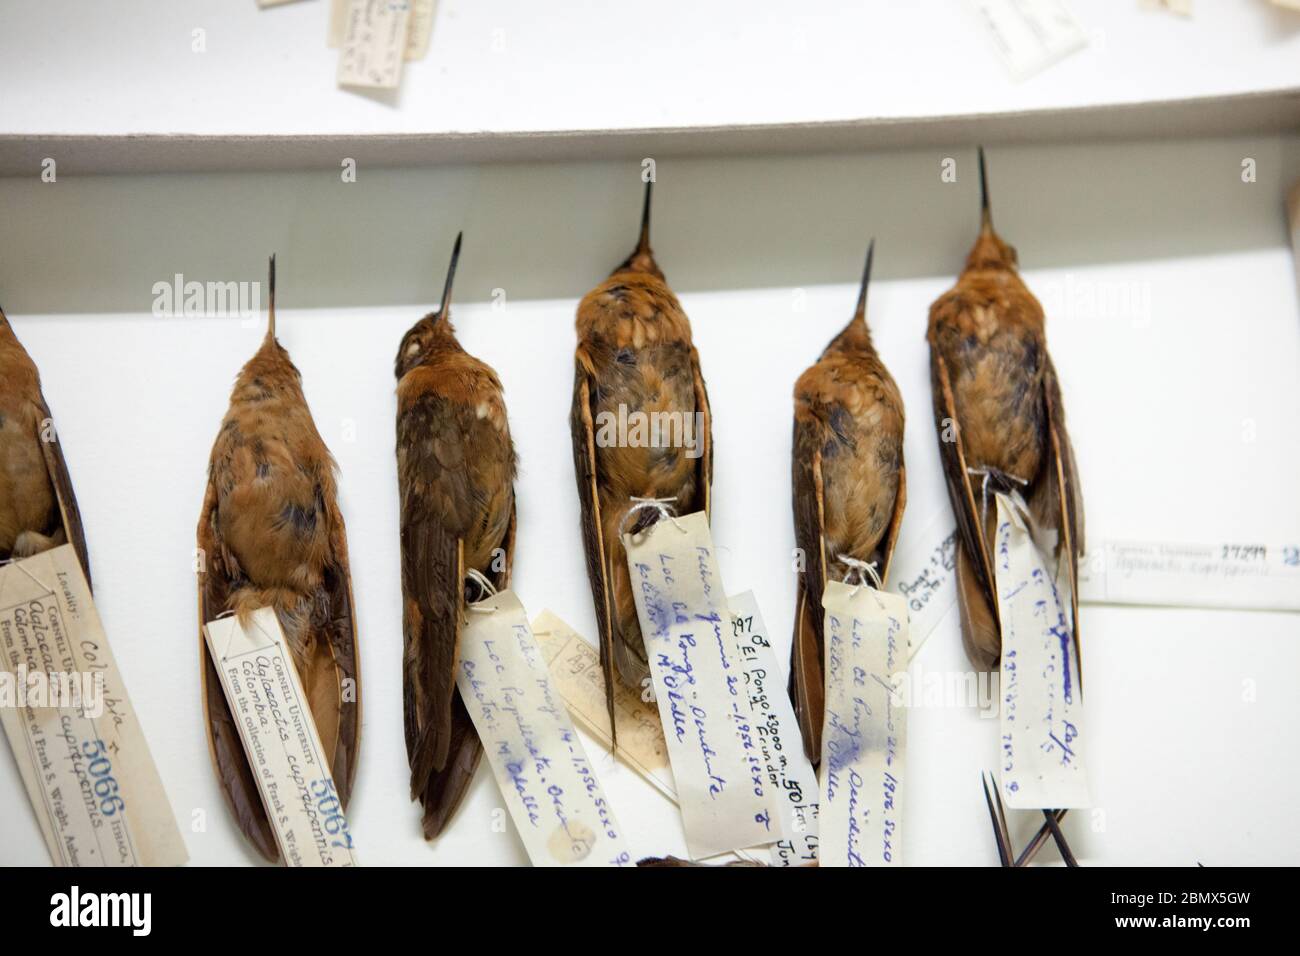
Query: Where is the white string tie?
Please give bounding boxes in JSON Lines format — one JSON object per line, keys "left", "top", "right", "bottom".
{"left": 966, "top": 466, "right": 1028, "bottom": 533}
{"left": 466, "top": 568, "right": 499, "bottom": 612}
{"left": 837, "top": 553, "right": 884, "bottom": 602}
{"left": 619, "top": 496, "right": 688, "bottom": 537}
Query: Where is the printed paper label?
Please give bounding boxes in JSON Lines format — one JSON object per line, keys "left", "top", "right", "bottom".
{"left": 533, "top": 610, "right": 676, "bottom": 802}
{"left": 0, "top": 545, "right": 187, "bottom": 867}
{"left": 623, "top": 511, "right": 776, "bottom": 858}
{"left": 993, "top": 493, "right": 1090, "bottom": 809}
{"left": 970, "top": 0, "right": 1089, "bottom": 80}
{"left": 1080, "top": 539, "right": 1300, "bottom": 613}
{"left": 204, "top": 608, "right": 357, "bottom": 866}
{"left": 459, "top": 591, "right": 632, "bottom": 867}
{"left": 337, "top": 0, "right": 412, "bottom": 89}
{"left": 729, "top": 592, "right": 819, "bottom": 867}
{"left": 819, "top": 581, "right": 908, "bottom": 867}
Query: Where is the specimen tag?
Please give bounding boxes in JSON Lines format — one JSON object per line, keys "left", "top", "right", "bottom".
{"left": 533, "top": 609, "right": 676, "bottom": 802}
{"left": 203, "top": 608, "right": 357, "bottom": 866}
{"left": 1079, "top": 539, "right": 1300, "bottom": 612}
{"left": 819, "top": 581, "right": 908, "bottom": 867}
{"left": 729, "top": 591, "right": 819, "bottom": 867}
{"left": 0, "top": 545, "right": 187, "bottom": 867}
{"left": 337, "top": 0, "right": 412, "bottom": 89}
{"left": 993, "top": 493, "right": 1090, "bottom": 809}
{"left": 969, "top": 0, "right": 1088, "bottom": 81}
{"left": 459, "top": 591, "right": 632, "bottom": 867}
{"left": 888, "top": 512, "right": 959, "bottom": 659}
{"left": 404, "top": 0, "right": 437, "bottom": 60}
{"left": 622, "top": 511, "right": 777, "bottom": 858}
{"left": 330, "top": 0, "right": 432, "bottom": 61}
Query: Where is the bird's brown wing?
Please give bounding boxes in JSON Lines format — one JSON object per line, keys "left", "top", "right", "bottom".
{"left": 690, "top": 346, "right": 713, "bottom": 517}
{"left": 318, "top": 491, "right": 361, "bottom": 809}
{"left": 495, "top": 496, "right": 518, "bottom": 591}
{"left": 35, "top": 399, "right": 91, "bottom": 588}
{"left": 790, "top": 415, "right": 828, "bottom": 763}
{"left": 398, "top": 392, "right": 482, "bottom": 837}
{"left": 197, "top": 479, "right": 278, "bottom": 863}
{"left": 570, "top": 358, "right": 619, "bottom": 743}
{"left": 1033, "top": 356, "right": 1085, "bottom": 669}
{"left": 930, "top": 346, "right": 1001, "bottom": 666}
{"left": 878, "top": 461, "right": 907, "bottom": 585}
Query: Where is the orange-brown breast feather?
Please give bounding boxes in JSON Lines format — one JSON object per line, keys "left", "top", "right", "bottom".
{"left": 0, "top": 320, "right": 91, "bottom": 583}
{"left": 198, "top": 338, "right": 360, "bottom": 862}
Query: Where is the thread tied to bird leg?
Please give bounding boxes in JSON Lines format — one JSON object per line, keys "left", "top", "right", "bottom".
{"left": 967, "top": 466, "right": 1029, "bottom": 535}
{"left": 837, "top": 553, "right": 885, "bottom": 603}
{"left": 465, "top": 568, "right": 499, "bottom": 612}
{"left": 619, "top": 496, "right": 688, "bottom": 537}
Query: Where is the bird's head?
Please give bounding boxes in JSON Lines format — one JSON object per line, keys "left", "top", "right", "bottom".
{"left": 395, "top": 232, "right": 464, "bottom": 379}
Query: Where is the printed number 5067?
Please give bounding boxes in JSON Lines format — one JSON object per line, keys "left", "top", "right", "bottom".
{"left": 310, "top": 778, "right": 354, "bottom": 850}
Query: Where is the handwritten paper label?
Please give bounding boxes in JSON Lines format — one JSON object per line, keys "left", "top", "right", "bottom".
{"left": 818, "top": 581, "right": 907, "bottom": 867}
{"left": 331, "top": 0, "right": 433, "bottom": 59}
{"left": 533, "top": 610, "right": 676, "bottom": 802}
{"left": 623, "top": 511, "right": 776, "bottom": 858}
{"left": 328, "top": 0, "right": 348, "bottom": 46}
{"left": 729, "top": 592, "right": 819, "bottom": 867}
{"left": 404, "top": 0, "right": 437, "bottom": 59}
{"left": 203, "top": 608, "right": 357, "bottom": 866}
{"left": 337, "top": 0, "right": 412, "bottom": 89}
{"left": 889, "top": 514, "right": 959, "bottom": 659}
{"left": 1079, "top": 539, "right": 1300, "bottom": 612}
{"left": 970, "top": 0, "right": 1088, "bottom": 81}
{"left": 459, "top": 592, "right": 631, "bottom": 867}
{"left": 993, "top": 494, "right": 1089, "bottom": 809}
{"left": 0, "top": 545, "right": 187, "bottom": 867}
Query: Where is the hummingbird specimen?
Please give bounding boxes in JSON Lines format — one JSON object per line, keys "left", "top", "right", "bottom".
{"left": 926, "top": 148, "right": 1084, "bottom": 674}
{"left": 788, "top": 241, "right": 907, "bottom": 765}
{"left": 396, "top": 234, "right": 517, "bottom": 839}
{"left": 570, "top": 179, "right": 713, "bottom": 733}
{"left": 0, "top": 307, "right": 91, "bottom": 585}
{"left": 197, "top": 257, "right": 361, "bottom": 862}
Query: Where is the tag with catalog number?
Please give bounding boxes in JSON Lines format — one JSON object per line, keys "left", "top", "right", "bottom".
{"left": 0, "top": 545, "right": 187, "bottom": 867}
{"left": 204, "top": 607, "right": 358, "bottom": 866}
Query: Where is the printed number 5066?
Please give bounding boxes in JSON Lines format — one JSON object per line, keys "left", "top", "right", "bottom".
{"left": 82, "top": 739, "right": 126, "bottom": 818}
